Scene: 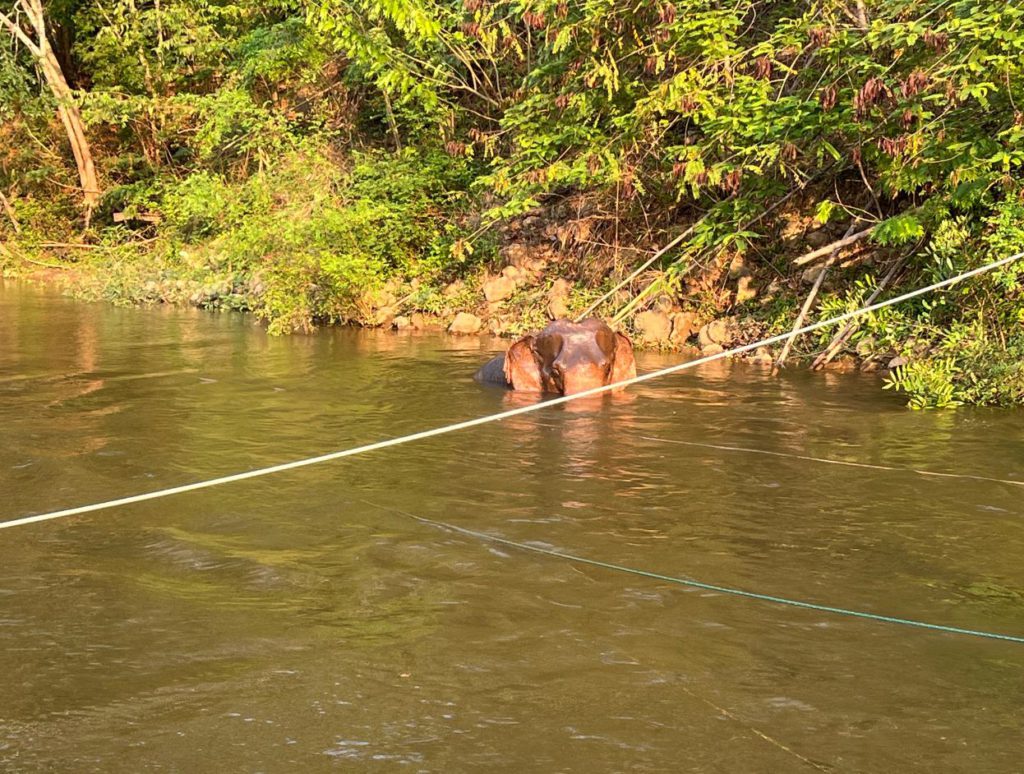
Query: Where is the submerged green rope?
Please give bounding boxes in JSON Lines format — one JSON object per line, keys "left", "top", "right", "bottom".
{"left": 377, "top": 504, "right": 1024, "bottom": 645}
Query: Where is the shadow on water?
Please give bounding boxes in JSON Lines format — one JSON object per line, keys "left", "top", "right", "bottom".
{"left": 1, "top": 281, "right": 1023, "bottom": 772}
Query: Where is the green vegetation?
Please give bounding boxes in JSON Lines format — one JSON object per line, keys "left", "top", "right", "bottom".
{"left": 1, "top": 0, "right": 1023, "bottom": 406}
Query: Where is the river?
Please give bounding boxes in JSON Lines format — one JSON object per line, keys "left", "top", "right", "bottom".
{"left": 1, "top": 282, "right": 1022, "bottom": 771}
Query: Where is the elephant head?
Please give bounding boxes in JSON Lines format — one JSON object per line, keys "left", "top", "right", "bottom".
{"left": 502, "top": 318, "right": 636, "bottom": 395}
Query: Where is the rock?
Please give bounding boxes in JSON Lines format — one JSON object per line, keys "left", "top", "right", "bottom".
{"left": 701, "top": 343, "right": 725, "bottom": 356}
{"left": 697, "top": 317, "right": 736, "bottom": 348}
{"left": 634, "top": 310, "right": 672, "bottom": 344}
{"left": 393, "top": 315, "right": 412, "bottom": 330}
{"left": 728, "top": 254, "right": 748, "bottom": 278}
{"left": 410, "top": 312, "right": 442, "bottom": 331}
{"left": 482, "top": 275, "right": 517, "bottom": 303}
{"left": 442, "top": 280, "right": 466, "bottom": 298}
{"left": 654, "top": 294, "right": 675, "bottom": 313}
{"left": 735, "top": 275, "right": 757, "bottom": 305}
{"left": 502, "top": 243, "right": 531, "bottom": 268}
{"left": 804, "top": 228, "right": 831, "bottom": 249}
{"left": 801, "top": 265, "right": 826, "bottom": 285}
{"left": 669, "top": 311, "right": 698, "bottom": 344}
{"left": 749, "top": 346, "right": 773, "bottom": 366}
{"left": 501, "top": 265, "right": 523, "bottom": 283}
{"left": 547, "top": 278, "right": 572, "bottom": 319}
{"left": 888, "top": 355, "right": 908, "bottom": 370}
{"left": 824, "top": 356, "right": 858, "bottom": 372}
{"left": 449, "top": 312, "right": 483, "bottom": 335}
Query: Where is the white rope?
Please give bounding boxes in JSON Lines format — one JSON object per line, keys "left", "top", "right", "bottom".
{"left": 3, "top": 251, "right": 1022, "bottom": 531}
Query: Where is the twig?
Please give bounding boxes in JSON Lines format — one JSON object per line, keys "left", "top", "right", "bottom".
{"left": 775, "top": 224, "right": 859, "bottom": 371}
{"left": 792, "top": 225, "right": 874, "bottom": 266}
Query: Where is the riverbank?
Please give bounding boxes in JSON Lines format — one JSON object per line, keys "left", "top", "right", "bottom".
{"left": 0, "top": 203, "right": 912, "bottom": 380}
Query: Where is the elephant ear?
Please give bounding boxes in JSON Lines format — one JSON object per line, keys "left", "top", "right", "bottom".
{"left": 610, "top": 332, "right": 637, "bottom": 385}
{"left": 504, "top": 336, "right": 543, "bottom": 391}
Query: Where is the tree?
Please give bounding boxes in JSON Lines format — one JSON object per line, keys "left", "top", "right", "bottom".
{"left": 0, "top": 0, "right": 99, "bottom": 218}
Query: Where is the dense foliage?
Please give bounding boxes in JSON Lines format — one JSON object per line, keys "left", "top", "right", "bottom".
{"left": 1, "top": 0, "right": 1023, "bottom": 405}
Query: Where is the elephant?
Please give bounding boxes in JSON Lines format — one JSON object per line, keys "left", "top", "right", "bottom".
{"left": 474, "top": 318, "right": 637, "bottom": 395}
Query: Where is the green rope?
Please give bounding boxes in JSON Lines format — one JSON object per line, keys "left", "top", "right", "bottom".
{"left": 375, "top": 504, "right": 1024, "bottom": 645}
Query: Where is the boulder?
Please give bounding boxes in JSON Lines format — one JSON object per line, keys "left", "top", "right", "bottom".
{"left": 634, "top": 310, "right": 673, "bottom": 344}
{"left": 735, "top": 275, "right": 757, "bottom": 305}
{"left": 697, "top": 317, "right": 736, "bottom": 348}
{"left": 410, "top": 312, "right": 442, "bottom": 331}
{"left": 670, "top": 311, "right": 698, "bottom": 344}
{"left": 749, "top": 346, "right": 773, "bottom": 366}
{"left": 728, "top": 254, "right": 748, "bottom": 278}
{"left": 546, "top": 278, "right": 572, "bottom": 319}
{"left": 393, "top": 315, "right": 412, "bottom": 330}
{"left": 701, "top": 343, "right": 725, "bottom": 356}
{"left": 482, "top": 275, "right": 517, "bottom": 303}
{"left": 448, "top": 312, "right": 482, "bottom": 335}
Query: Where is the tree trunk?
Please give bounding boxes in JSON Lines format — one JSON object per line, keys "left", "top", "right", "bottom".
{"left": 0, "top": 0, "right": 100, "bottom": 218}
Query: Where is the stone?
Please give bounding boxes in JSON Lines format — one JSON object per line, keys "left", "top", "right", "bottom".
{"left": 501, "top": 265, "right": 524, "bottom": 283}
{"left": 502, "top": 243, "right": 531, "bottom": 268}
{"left": 888, "top": 355, "right": 908, "bottom": 370}
{"left": 393, "top": 315, "right": 412, "bottom": 330}
{"left": 442, "top": 279, "right": 466, "bottom": 298}
{"left": 701, "top": 343, "right": 725, "bottom": 356}
{"left": 449, "top": 312, "right": 483, "bottom": 335}
{"left": 728, "top": 254, "right": 748, "bottom": 278}
{"left": 546, "top": 278, "right": 572, "bottom": 319}
{"left": 801, "top": 265, "right": 826, "bottom": 285}
{"left": 670, "top": 312, "right": 698, "bottom": 344}
{"left": 804, "top": 228, "right": 831, "bottom": 249}
{"left": 697, "top": 318, "right": 736, "bottom": 348}
{"left": 654, "top": 294, "right": 675, "bottom": 313}
{"left": 482, "top": 275, "right": 517, "bottom": 303}
{"left": 410, "top": 312, "right": 442, "bottom": 331}
{"left": 634, "top": 310, "right": 673, "bottom": 344}
{"left": 749, "top": 346, "right": 773, "bottom": 366}
{"left": 735, "top": 275, "right": 757, "bottom": 305}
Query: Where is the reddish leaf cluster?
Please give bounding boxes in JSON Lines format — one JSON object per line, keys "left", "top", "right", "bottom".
{"left": 525, "top": 168, "right": 547, "bottom": 184}
{"left": 463, "top": 0, "right": 482, "bottom": 11}
{"left": 621, "top": 170, "right": 635, "bottom": 199}
{"left": 781, "top": 143, "right": 798, "bottom": 162}
{"left": 820, "top": 84, "right": 838, "bottom": 111}
{"left": 523, "top": 11, "right": 546, "bottom": 29}
{"left": 445, "top": 141, "right": 467, "bottom": 156}
{"left": 645, "top": 56, "right": 658, "bottom": 75}
{"left": 554, "top": 93, "right": 570, "bottom": 110}
{"left": 587, "top": 155, "right": 602, "bottom": 175}
{"left": 659, "top": 3, "right": 676, "bottom": 25}
{"left": 720, "top": 169, "right": 742, "bottom": 193}
{"left": 753, "top": 56, "right": 772, "bottom": 80}
{"left": 556, "top": 2, "right": 568, "bottom": 20}
{"left": 461, "top": 21, "right": 480, "bottom": 37}
{"left": 900, "top": 70, "right": 929, "bottom": 99}
{"left": 854, "top": 76, "right": 891, "bottom": 119}
{"left": 808, "top": 26, "right": 831, "bottom": 49}
{"left": 678, "top": 95, "right": 699, "bottom": 113}
{"left": 923, "top": 29, "right": 950, "bottom": 53}
{"left": 878, "top": 136, "right": 909, "bottom": 157}
{"left": 671, "top": 160, "right": 686, "bottom": 178}
{"left": 900, "top": 109, "right": 915, "bottom": 129}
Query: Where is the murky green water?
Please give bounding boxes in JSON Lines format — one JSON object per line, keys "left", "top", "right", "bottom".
{"left": 1, "top": 281, "right": 1023, "bottom": 772}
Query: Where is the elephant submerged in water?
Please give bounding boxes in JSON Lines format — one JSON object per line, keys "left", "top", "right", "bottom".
{"left": 474, "top": 318, "right": 637, "bottom": 395}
